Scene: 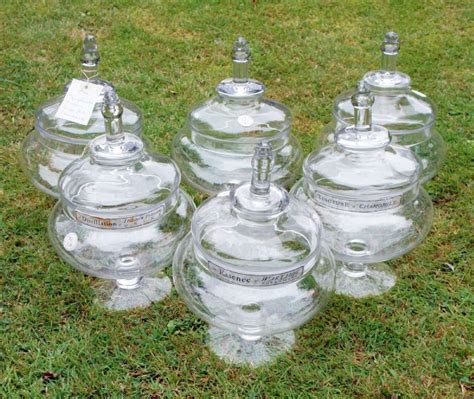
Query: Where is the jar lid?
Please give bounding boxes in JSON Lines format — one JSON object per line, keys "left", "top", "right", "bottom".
{"left": 190, "top": 141, "right": 323, "bottom": 276}
{"left": 333, "top": 32, "right": 436, "bottom": 133}
{"left": 35, "top": 34, "right": 141, "bottom": 144}
{"left": 187, "top": 37, "right": 291, "bottom": 143}
{"left": 59, "top": 89, "right": 180, "bottom": 222}
{"left": 306, "top": 81, "right": 421, "bottom": 197}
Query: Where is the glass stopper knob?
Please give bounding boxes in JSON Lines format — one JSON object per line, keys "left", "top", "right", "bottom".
{"left": 101, "top": 88, "right": 126, "bottom": 148}
{"left": 251, "top": 141, "right": 274, "bottom": 195}
{"left": 231, "top": 140, "right": 289, "bottom": 218}
{"left": 336, "top": 81, "right": 390, "bottom": 150}
{"left": 232, "top": 36, "right": 251, "bottom": 62}
{"left": 351, "top": 81, "right": 374, "bottom": 131}
{"left": 232, "top": 36, "right": 250, "bottom": 83}
{"left": 81, "top": 34, "right": 100, "bottom": 67}
{"left": 381, "top": 31, "right": 400, "bottom": 55}
{"left": 102, "top": 88, "right": 123, "bottom": 120}
{"left": 364, "top": 31, "right": 409, "bottom": 89}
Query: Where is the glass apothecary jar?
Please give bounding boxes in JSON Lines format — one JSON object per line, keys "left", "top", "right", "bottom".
{"left": 173, "top": 141, "right": 335, "bottom": 366}
{"left": 48, "top": 89, "right": 194, "bottom": 310}
{"left": 172, "top": 37, "right": 303, "bottom": 195}
{"left": 318, "top": 32, "right": 445, "bottom": 183}
{"left": 292, "top": 82, "right": 433, "bottom": 298}
{"left": 21, "top": 34, "right": 142, "bottom": 198}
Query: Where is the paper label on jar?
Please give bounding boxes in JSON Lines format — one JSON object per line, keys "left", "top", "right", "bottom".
{"left": 207, "top": 261, "right": 304, "bottom": 287}
{"left": 55, "top": 79, "right": 103, "bottom": 125}
{"left": 237, "top": 115, "right": 254, "bottom": 127}
{"left": 74, "top": 205, "right": 165, "bottom": 229}
{"left": 63, "top": 232, "right": 78, "bottom": 251}
{"left": 313, "top": 190, "right": 402, "bottom": 212}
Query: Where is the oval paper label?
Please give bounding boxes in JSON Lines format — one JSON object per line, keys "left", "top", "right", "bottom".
{"left": 237, "top": 115, "right": 254, "bottom": 127}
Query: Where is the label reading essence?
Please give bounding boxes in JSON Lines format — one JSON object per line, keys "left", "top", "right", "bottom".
{"left": 208, "top": 261, "right": 304, "bottom": 287}
{"left": 313, "top": 190, "right": 402, "bottom": 212}
{"left": 74, "top": 205, "right": 165, "bottom": 229}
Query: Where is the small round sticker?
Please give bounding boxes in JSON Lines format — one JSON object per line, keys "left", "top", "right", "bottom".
{"left": 237, "top": 115, "right": 254, "bottom": 127}
{"left": 63, "top": 233, "right": 78, "bottom": 251}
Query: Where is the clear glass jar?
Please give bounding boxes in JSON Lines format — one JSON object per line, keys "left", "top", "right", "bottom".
{"left": 173, "top": 141, "right": 335, "bottom": 366}
{"left": 292, "top": 81, "right": 433, "bottom": 298}
{"left": 21, "top": 34, "right": 142, "bottom": 198}
{"left": 48, "top": 89, "right": 195, "bottom": 310}
{"left": 172, "top": 37, "right": 303, "bottom": 195}
{"left": 318, "top": 32, "right": 445, "bottom": 183}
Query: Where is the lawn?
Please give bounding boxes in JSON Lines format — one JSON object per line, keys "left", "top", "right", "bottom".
{"left": 0, "top": 0, "right": 473, "bottom": 397}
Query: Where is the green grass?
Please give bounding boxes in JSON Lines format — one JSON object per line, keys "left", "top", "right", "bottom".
{"left": 1, "top": 0, "right": 473, "bottom": 397}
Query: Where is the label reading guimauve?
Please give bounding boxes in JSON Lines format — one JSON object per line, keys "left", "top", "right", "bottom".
{"left": 313, "top": 190, "right": 402, "bottom": 212}
{"left": 207, "top": 261, "right": 304, "bottom": 287}
{"left": 74, "top": 205, "right": 165, "bottom": 229}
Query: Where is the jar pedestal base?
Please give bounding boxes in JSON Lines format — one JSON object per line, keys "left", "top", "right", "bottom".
{"left": 335, "top": 261, "right": 396, "bottom": 298}
{"left": 207, "top": 326, "right": 295, "bottom": 367}
{"left": 94, "top": 275, "right": 171, "bottom": 311}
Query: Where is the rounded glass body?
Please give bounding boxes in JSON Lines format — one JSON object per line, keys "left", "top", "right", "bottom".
{"left": 21, "top": 88, "right": 142, "bottom": 198}
{"left": 173, "top": 167, "right": 336, "bottom": 365}
{"left": 174, "top": 231, "right": 335, "bottom": 339}
{"left": 292, "top": 178, "right": 433, "bottom": 264}
{"left": 49, "top": 189, "right": 193, "bottom": 281}
{"left": 173, "top": 93, "right": 302, "bottom": 194}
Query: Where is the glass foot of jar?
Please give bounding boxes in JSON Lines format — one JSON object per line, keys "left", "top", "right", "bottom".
{"left": 207, "top": 327, "right": 295, "bottom": 367}
{"left": 94, "top": 275, "right": 172, "bottom": 311}
{"left": 335, "top": 261, "right": 396, "bottom": 298}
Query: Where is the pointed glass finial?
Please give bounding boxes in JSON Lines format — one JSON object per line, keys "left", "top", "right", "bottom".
{"left": 81, "top": 34, "right": 100, "bottom": 79}
{"left": 351, "top": 81, "right": 374, "bottom": 132}
{"left": 380, "top": 31, "right": 399, "bottom": 72}
{"left": 231, "top": 140, "right": 289, "bottom": 218}
{"left": 250, "top": 141, "right": 274, "bottom": 195}
{"left": 91, "top": 88, "right": 142, "bottom": 160}
{"left": 364, "top": 31, "right": 409, "bottom": 89}
{"left": 232, "top": 36, "right": 251, "bottom": 84}
{"left": 216, "top": 37, "right": 264, "bottom": 97}
{"left": 102, "top": 88, "right": 124, "bottom": 146}
{"left": 336, "top": 81, "right": 390, "bottom": 150}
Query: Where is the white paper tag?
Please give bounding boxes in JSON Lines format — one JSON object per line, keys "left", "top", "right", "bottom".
{"left": 208, "top": 261, "right": 304, "bottom": 287}
{"left": 313, "top": 190, "right": 402, "bottom": 212}
{"left": 55, "top": 79, "right": 103, "bottom": 125}
{"left": 73, "top": 205, "right": 165, "bottom": 229}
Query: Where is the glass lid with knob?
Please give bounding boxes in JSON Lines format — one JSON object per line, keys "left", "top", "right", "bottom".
{"left": 172, "top": 36, "right": 302, "bottom": 195}
{"left": 48, "top": 88, "right": 195, "bottom": 311}
{"left": 292, "top": 81, "right": 433, "bottom": 298}
{"left": 173, "top": 141, "right": 335, "bottom": 367}
{"left": 311, "top": 81, "right": 421, "bottom": 197}
{"left": 21, "top": 34, "right": 142, "bottom": 198}
{"left": 333, "top": 32, "right": 436, "bottom": 132}
{"left": 322, "top": 32, "right": 445, "bottom": 183}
